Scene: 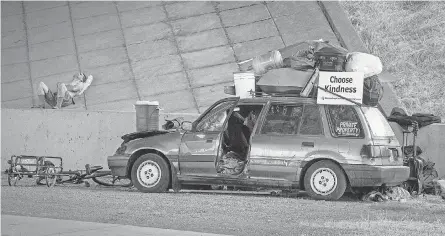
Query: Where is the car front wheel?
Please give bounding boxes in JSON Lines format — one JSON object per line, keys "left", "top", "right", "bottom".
{"left": 131, "top": 153, "right": 170, "bottom": 193}
{"left": 304, "top": 160, "right": 347, "bottom": 200}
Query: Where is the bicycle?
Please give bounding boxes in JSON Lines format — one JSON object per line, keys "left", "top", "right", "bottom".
{"left": 45, "top": 164, "right": 132, "bottom": 188}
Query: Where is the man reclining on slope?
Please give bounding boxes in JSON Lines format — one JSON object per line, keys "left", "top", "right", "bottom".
{"left": 36, "top": 72, "right": 93, "bottom": 109}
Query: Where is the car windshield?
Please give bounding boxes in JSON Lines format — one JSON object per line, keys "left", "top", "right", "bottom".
{"left": 195, "top": 100, "right": 236, "bottom": 132}
{"left": 361, "top": 107, "right": 395, "bottom": 137}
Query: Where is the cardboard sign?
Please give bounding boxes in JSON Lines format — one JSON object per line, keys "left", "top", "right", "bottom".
{"left": 317, "top": 72, "right": 364, "bottom": 105}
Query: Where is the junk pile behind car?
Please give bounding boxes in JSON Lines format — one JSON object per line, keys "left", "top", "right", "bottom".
{"left": 385, "top": 107, "right": 443, "bottom": 199}
{"left": 361, "top": 186, "right": 412, "bottom": 202}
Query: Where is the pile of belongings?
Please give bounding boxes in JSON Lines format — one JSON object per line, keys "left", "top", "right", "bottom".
{"left": 402, "top": 145, "right": 443, "bottom": 197}
{"left": 240, "top": 39, "right": 385, "bottom": 106}
{"left": 362, "top": 186, "right": 412, "bottom": 202}
{"left": 405, "top": 154, "right": 434, "bottom": 192}
{"left": 433, "top": 178, "right": 445, "bottom": 200}
{"left": 216, "top": 151, "right": 245, "bottom": 176}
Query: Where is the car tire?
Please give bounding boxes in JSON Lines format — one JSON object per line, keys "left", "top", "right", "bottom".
{"left": 304, "top": 160, "right": 347, "bottom": 201}
{"left": 131, "top": 153, "right": 170, "bottom": 193}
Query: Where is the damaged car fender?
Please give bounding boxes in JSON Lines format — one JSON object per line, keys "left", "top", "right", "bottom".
{"left": 120, "top": 131, "right": 184, "bottom": 177}
{"left": 125, "top": 131, "right": 183, "bottom": 156}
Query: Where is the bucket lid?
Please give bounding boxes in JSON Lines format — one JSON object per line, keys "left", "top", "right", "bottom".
{"left": 135, "top": 101, "right": 159, "bottom": 106}
{"left": 233, "top": 72, "right": 255, "bottom": 76}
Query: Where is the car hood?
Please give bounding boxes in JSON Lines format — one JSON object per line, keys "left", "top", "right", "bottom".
{"left": 123, "top": 130, "right": 184, "bottom": 156}
{"left": 121, "top": 130, "right": 171, "bottom": 143}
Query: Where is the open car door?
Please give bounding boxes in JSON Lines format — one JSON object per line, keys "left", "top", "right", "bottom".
{"left": 178, "top": 98, "right": 239, "bottom": 177}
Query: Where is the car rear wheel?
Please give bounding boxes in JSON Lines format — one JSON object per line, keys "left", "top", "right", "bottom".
{"left": 304, "top": 160, "right": 347, "bottom": 200}
{"left": 131, "top": 153, "right": 170, "bottom": 193}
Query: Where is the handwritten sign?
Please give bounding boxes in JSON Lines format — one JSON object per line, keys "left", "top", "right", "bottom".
{"left": 336, "top": 121, "right": 360, "bottom": 137}
{"left": 317, "top": 72, "right": 364, "bottom": 105}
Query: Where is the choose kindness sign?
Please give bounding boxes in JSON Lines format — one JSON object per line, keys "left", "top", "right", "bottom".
{"left": 317, "top": 72, "right": 364, "bottom": 105}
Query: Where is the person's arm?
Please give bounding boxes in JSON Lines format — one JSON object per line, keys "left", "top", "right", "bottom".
{"left": 78, "top": 75, "right": 93, "bottom": 95}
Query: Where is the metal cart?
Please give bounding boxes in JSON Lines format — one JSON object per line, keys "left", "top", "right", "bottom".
{"left": 6, "top": 155, "right": 62, "bottom": 186}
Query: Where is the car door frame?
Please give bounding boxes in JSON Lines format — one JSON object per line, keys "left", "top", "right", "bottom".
{"left": 245, "top": 100, "right": 327, "bottom": 184}
{"left": 177, "top": 97, "right": 240, "bottom": 178}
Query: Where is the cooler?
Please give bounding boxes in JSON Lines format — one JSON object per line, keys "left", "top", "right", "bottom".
{"left": 135, "top": 101, "right": 160, "bottom": 131}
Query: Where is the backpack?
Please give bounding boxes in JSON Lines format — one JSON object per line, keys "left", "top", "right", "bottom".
{"left": 362, "top": 75, "right": 383, "bottom": 106}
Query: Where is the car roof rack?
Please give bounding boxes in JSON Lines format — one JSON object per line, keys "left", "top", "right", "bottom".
{"left": 230, "top": 67, "right": 362, "bottom": 106}
{"left": 248, "top": 90, "right": 315, "bottom": 98}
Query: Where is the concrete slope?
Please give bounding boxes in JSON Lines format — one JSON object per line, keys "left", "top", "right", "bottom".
{"left": 1, "top": 1, "right": 338, "bottom": 113}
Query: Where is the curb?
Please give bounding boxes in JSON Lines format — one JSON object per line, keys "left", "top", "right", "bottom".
{"left": 318, "top": 1, "right": 404, "bottom": 116}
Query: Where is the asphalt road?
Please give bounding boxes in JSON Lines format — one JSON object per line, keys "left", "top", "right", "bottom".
{"left": 2, "top": 175, "right": 445, "bottom": 236}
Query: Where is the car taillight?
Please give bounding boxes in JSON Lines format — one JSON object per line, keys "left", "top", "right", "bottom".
{"left": 389, "top": 148, "right": 400, "bottom": 159}
{"left": 360, "top": 145, "right": 395, "bottom": 158}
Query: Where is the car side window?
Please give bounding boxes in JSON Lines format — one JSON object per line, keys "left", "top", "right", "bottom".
{"left": 195, "top": 101, "right": 236, "bottom": 132}
{"left": 300, "top": 105, "right": 323, "bottom": 135}
{"left": 261, "top": 104, "right": 303, "bottom": 135}
{"left": 326, "top": 105, "right": 364, "bottom": 138}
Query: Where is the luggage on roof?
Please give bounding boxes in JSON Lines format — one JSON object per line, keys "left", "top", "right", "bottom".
{"left": 345, "top": 52, "right": 383, "bottom": 78}
{"left": 256, "top": 68, "right": 314, "bottom": 94}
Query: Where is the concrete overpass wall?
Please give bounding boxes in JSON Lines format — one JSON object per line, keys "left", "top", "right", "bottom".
{"left": 1, "top": 108, "right": 199, "bottom": 170}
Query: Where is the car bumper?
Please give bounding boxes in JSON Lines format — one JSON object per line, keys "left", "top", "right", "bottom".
{"left": 107, "top": 154, "right": 130, "bottom": 177}
{"left": 342, "top": 164, "right": 410, "bottom": 187}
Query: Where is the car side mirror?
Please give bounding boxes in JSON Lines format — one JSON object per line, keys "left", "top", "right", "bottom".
{"left": 181, "top": 121, "right": 193, "bottom": 132}
{"left": 7, "top": 160, "right": 11, "bottom": 164}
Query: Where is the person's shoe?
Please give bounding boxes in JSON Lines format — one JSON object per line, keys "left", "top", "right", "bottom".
{"left": 32, "top": 105, "right": 47, "bottom": 109}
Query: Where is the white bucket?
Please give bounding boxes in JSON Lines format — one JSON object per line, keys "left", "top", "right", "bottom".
{"left": 233, "top": 72, "right": 255, "bottom": 98}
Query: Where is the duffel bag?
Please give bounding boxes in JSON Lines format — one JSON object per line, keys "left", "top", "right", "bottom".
{"left": 345, "top": 52, "right": 383, "bottom": 78}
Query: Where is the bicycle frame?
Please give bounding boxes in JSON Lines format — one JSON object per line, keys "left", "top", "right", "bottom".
{"left": 54, "top": 167, "right": 111, "bottom": 185}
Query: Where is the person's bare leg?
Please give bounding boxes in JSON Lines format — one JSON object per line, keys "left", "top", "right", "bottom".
{"left": 37, "top": 82, "right": 49, "bottom": 108}
{"left": 55, "top": 83, "right": 67, "bottom": 109}
{"left": 54, "top": 97, "right": 64, "bottom": 109}
{"left": 38, "top": 95, "right": 47, "bottom": 108}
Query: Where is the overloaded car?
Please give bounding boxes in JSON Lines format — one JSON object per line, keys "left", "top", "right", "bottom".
{"left": 107, "top": 96, "right": 410, "bottom": 200}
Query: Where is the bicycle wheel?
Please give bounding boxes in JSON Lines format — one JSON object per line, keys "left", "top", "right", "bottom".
{"left": 45, "top": 167, "right": 57, "bottom": 187}
{"left": 92, "top": 174, "right": 132, "bottom": 187}
{"left": 8, "top": 174, "right": 20, "bottom": 186}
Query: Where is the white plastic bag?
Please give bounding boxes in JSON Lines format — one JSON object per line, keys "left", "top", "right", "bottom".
{"left": 345, "top": 52, "right": 383, "bottom": 78}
